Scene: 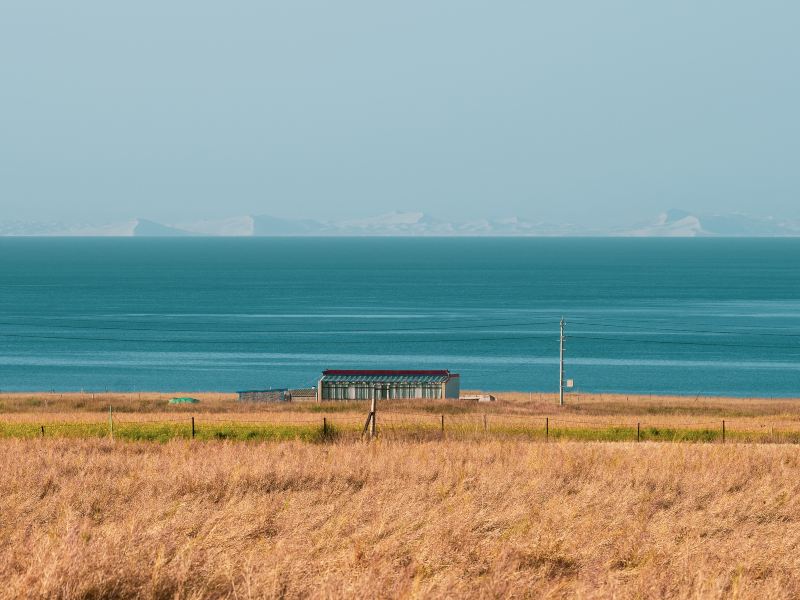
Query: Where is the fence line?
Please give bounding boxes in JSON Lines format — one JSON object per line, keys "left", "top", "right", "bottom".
{"left": 6, "top": 413, "right": 800, "bottom": 443}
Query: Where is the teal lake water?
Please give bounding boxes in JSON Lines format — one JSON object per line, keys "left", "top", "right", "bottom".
{"left": 1, "top": 237, "right": 799, "bottom": 396}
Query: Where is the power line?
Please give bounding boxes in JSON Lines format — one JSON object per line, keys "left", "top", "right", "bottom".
{"left": 0, "top": 331, "right": 557, "bottom": 346}
{"left": 0, "top": 317, "right": 560, "bottom": 336}
{"left": 3, "top": 316, "right": 800, "bottom": 352}
{"left": 569, "top": 334, "right": 800, "bottom": 351}
{"left": 570, "top": 318, "right": 800, "bottom": 339}
{"left": 11, "top": 313, "right": 800, "bottom": 340}
{"left": 571, "top": 315, "right": 800, "bottom": 333}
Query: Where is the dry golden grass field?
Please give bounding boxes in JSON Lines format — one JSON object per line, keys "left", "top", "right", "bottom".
{"left": 3, "top": 392, "right": 800, "bottom": 598}
{"left": 3, "top": 438, "right": 800, "bottom": 599}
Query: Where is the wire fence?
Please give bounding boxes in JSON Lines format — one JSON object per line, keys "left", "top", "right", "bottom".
{"left": 4, "top": 411, "right": 800, "bottom": 444}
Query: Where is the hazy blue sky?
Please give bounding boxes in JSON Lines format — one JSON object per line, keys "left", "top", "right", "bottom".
{"left": 1, "top": 1, "right": 798, "bottom": 225}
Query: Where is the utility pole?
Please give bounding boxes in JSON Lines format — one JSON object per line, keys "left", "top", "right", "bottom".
{"left": 559, "top": 318, "right": 565, "bottom": 406}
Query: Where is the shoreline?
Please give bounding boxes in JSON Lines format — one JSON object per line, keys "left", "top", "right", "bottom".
{"left": 1, "top": 390, "right": 799, "bottom": 402}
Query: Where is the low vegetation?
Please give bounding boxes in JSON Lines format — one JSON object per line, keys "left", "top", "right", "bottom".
{"left": 3, "top": 438, "right": 800, "bottom": 599}
{"left": 3, "top": 390, "right": 800, "bottom": 444}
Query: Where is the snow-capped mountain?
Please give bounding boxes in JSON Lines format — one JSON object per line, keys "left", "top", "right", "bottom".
{"left": 0, "top": 219, "right": 178, "bottom": 237}
{"left": 133, "top": 219, "right": 194, "bottom": 236}
{"left": 625, "top": 210, "right": 800, "bottom": 237}
{"left": 2, "top": 210, "right": 799, "bottom": 237}
{"left": 176, "top": 216, "right": 255, "bottom": 237}
{"left": 176, "top": 211, "right": 564, "bottom": 236}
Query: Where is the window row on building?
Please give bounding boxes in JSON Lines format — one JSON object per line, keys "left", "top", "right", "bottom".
{"left": 321, "top": 383, "right": 443, "bottom": 400}
{"left": 317, "top": 369, "right": 460, "bottom": 401}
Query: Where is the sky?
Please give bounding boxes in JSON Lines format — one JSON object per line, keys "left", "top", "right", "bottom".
{"left": 1, "top": 1, "right": 799, "bottom": 226}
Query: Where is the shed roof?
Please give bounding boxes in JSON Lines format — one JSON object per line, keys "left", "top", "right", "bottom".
{"left": 324, "top": 369, "right": 453, "bottom": 376}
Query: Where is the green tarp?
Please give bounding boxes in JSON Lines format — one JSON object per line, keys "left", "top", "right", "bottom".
{"left": 169, "top": 397, "right": 200, "bottom": 404}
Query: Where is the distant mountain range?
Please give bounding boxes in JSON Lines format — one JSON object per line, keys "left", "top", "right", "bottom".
{"left": 2, "top": 210, "right": 800, "bottom": 237}
{"left": 624, "top": 209, "right": 800, "bottom": 237}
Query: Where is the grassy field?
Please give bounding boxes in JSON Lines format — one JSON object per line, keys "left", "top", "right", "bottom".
{"left": 3, "top": 437, "right": 800, "bottom": 599}
{"left": 2, "top": 417, "right": 763, "bottom": 443}
{"left": 5, "top": 392, "right": 800, "bottom": 598}
{"left": 4, "top": 391, "right": 800, "bottom": 444}
{"left": 5, "top": 390, "right": 800, "bottom": 418}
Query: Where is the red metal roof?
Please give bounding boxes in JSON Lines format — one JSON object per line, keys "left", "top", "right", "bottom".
{"left": 323, "top": 369, "right": 456, "bottom": 377}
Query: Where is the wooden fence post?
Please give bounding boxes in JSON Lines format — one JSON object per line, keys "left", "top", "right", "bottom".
{"left": 191, "top": 416, "right": 195, "bottom": 439}
{"left": 370, "top": 396, "right": 377, "bottom": 439}
{"left": 362, "top": 397, "right": 377, "bottom": 440}
{"left": 722, "top": 420, "right": 726, "bottom": 444}
{"left": 323, "top": 417, "right": 327, "bottom": 436}
{"left": 41, "top": 425, "right": 45, "bottom": 438}
{"left": 546, "top": 417, "right": 549, "bottom": 442}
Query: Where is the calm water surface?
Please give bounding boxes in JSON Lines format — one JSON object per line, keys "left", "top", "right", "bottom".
{"left": 1, "top": 237, "right": 799, "bottom": 396}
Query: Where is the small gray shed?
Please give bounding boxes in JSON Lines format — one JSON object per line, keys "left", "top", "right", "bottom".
{"left": 237, "top": 389, "right": 288, "bottom": 402}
